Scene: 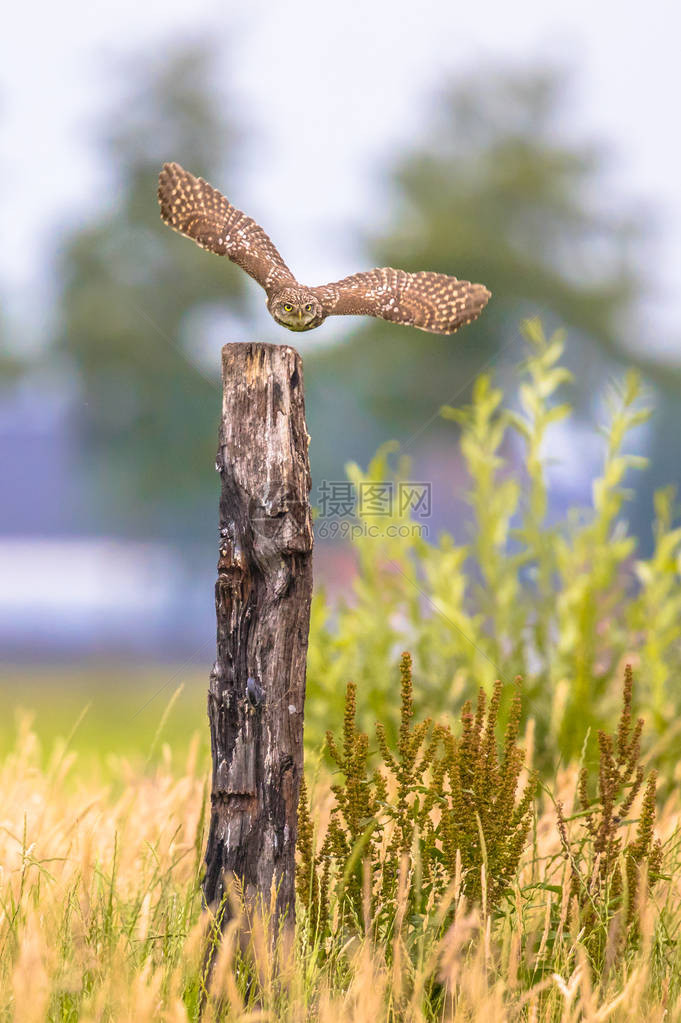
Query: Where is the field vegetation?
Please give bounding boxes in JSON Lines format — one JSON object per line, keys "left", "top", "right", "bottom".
{"left": 2, "top": 322, "right": 680, "bottom": 1020}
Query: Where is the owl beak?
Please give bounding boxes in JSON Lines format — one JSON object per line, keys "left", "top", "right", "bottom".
{"left": 297, "top": 309, "right": 302, "bottom": 322}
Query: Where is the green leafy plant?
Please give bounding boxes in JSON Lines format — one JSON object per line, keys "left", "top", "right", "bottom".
{"left": 307, "top": 320, "right": 681, "bottom": 773}
{"left": 554, "top": 664, "right": 663, "bottom": 963}
{"left": 298, "top": 661, "right": 667, "bottom": 1016}
{"left": 297, "top": 653, "right": 536, "bottom": 949}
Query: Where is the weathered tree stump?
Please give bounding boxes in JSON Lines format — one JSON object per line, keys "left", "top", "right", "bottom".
{"left": 203, "top": 342, "right": 313, "bottom": 933}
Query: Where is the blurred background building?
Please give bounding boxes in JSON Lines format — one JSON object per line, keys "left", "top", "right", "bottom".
{"left": 1, "top": 0, "right": 680, "bottom": 662}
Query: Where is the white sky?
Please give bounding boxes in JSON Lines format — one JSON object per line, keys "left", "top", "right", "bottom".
{"left": 1, "top": 0, "right": 680, "bottom": 355}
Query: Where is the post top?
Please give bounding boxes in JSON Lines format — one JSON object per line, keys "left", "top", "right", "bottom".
{"left": 221, "top": 341, "right": 301, "bottom": 356}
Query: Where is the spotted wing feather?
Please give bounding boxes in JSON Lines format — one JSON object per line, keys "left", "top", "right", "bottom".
{"left": 158, "top": 162, "right": 294, "bottom": 294}
{"left": 312, "top": 268, "right": 491, "bottom": 335}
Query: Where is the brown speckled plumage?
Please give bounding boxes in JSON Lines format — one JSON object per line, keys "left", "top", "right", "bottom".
{"left": 158, "top": 162, "right": 491, "bottom": 335}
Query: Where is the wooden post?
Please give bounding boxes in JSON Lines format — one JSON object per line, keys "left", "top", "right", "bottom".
{"left": 203, "top": 342, "right": 313, "bottom": 933}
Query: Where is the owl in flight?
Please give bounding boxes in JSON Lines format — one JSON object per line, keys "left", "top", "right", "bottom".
{"left": 158, "top": 162, "right": 491, "bottom": 335}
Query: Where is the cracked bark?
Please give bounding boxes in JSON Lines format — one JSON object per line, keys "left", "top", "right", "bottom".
{"left": 203, "top": 342, "right": 313, "bottom": 933}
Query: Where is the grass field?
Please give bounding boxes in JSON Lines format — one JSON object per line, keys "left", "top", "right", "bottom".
{"left": 0, "top": 665, "right": 209, "bottom": 775}
{"left": 0, "top": 663, "right": 679, "bottom": 1021}
{"left": 3, "top": 328, "right": 681, "bottom": 1019}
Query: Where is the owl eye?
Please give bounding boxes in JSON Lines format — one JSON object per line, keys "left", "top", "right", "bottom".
{"left": 283, "top": 303, "right": 293, "bottom": 312}
{"left": 305, "top": 303, "right": 313, "bottom": 312}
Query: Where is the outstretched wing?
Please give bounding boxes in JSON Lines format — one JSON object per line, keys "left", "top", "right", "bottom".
{"left": 312, "top": 268, "right": 491, "bottom": 335}
{"left": 158, "top": 162, "right": 294, "bottom": 294}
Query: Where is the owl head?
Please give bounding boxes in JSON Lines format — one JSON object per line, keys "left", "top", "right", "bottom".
{"left": 269, "top": 286, "right": 324, "bottom": 332}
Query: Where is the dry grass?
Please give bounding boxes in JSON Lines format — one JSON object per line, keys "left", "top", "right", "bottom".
{"left": 1, "top": 713, "right": 679, "bottom": 1022}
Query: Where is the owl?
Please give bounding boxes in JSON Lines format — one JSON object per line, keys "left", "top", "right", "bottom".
{"left": 158, "top": 162, "right": 491, "bottom": 335}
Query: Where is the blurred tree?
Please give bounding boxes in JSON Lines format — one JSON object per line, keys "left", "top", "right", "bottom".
{"left": 51, "top": 55, "right": 679, "bottom": 539}
{"left": 305, "top": 64, "right": 677, "bottom": 480}
{"left": 54, "top": 41, "right": 246, "bottom": 535}
{"left": 0, "top": 313, "right": 15, "bottom": 384}
{"left": 0, "top": 300, "right": 25, "bottom": 387}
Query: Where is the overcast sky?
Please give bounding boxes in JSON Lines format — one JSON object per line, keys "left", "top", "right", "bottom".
{"left": 1, "top": 0, "right": 679, "bottom": 355}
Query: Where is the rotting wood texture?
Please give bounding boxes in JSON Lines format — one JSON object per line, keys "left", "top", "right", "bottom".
{"left": 203, "top": 342, "right": 313, "bottom": 933}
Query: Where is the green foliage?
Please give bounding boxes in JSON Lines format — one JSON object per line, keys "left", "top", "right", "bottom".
{"left": 298, "top": 664, "right": 668, "bottom": 1010}
{"left": 298, "top": 653, "right": 536, "bottom": 949}
{"left": 53, "top": 42, "right": 246, "bottom": 530}
{"left": 0, "top": 687, "right": 675, "bottom": 1021}
{"left": 431, "top": 677, "right": 536, "bottom": 910}
{"left": 307, "top": 320, "right": 681, "bottom": 769}
{"left": 305, "top": 63, "right": 658, "bottom": 479}
{"left": 630, "top": 486, "right": 681, "bottom": 729}
{"left": 554, "top": 665, "right": 663, "bottom": 963}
